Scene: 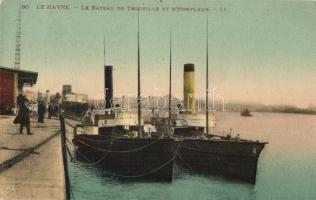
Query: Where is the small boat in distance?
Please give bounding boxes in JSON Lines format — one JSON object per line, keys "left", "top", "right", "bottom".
{"left": 241, "top": 107, "right": 253, "bottom": 117}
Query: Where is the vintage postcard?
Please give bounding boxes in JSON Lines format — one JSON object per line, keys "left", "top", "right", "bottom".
{"left": 0, "top": 0, "right": 315, "bottom": 200}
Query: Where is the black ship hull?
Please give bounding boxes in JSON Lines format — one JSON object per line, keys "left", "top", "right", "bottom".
{"left": 63, "top": 101, "right": 88, "bottom": 115}
{"left": 176, "top": 139, "right": 266, "bottom": 184}
{"left": 73, "top": 134, "right": 179, "bottom": 182}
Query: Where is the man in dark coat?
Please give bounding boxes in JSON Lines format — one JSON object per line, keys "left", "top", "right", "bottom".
{"left": 17, "top": 94, "right": 24, "bottom": 107}
{"left": 18, "top": 98, "right": 32, "bottom": 135}
{"left": 48, "top": 103, "right": 53, "bottom": 119}
{"left": 38, "top": 101, "right": 46, "bottom": 123}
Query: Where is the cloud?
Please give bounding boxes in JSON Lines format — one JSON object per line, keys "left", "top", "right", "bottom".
{"left": 0, "top": 0, "right": 3, "bottom": 7}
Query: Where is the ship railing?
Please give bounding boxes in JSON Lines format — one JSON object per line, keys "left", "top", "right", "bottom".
{"left": 62, "top": 108, "right": 88, "bottom": 122}
{"left": 150, "top": 117, "right": 174, "bottom": 137}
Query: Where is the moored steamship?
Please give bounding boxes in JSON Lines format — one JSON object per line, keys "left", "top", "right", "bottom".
{"left": 151, "top": 21, "right": 267, "bottom": 184}
{"left": 72, "top": 18, "right": 179, "bottom": 182}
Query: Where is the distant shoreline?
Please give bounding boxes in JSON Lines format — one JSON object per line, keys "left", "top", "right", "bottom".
{"left": 260, "top": 110, "right": 316, "bottom": 115}
{"left": 224, "top": 103, "right": 316, "bottom": 115}
{"left": 237, "top": 110, "right": 316, "bottom": 115}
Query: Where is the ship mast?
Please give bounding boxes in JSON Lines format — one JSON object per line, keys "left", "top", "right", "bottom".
{"left": 137, "top": 12, "right": 142, "bottom": 137}
{"left": 206, "top": 16, "right": 209, "bottom": 135}
{"left": 168, "top": 32, "right": 172, "bottom": 127}
{"left": 103, "top": 36, "right": 106, "bottom": 66}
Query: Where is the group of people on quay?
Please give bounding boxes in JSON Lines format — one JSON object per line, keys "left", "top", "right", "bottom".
{"left": 14, "top": 94, "right": 60, "bottom": 135}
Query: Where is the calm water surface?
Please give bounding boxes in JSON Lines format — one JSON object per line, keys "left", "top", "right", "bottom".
{"left": 68, "top": 112, "right": 316, "bottom": 200}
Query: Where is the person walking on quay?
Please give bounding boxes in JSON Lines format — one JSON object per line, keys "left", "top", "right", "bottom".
{"left": 38, "top": 101, "right": 46, "bottom": 123}
{"left": 17, "top": 97, "right": 32, "bottom": 135}
{"left": 53, "top": 104, "right": 59, "bottom": 117}
{"left": 48, "top": 103, "right": 53, "bottom": 119}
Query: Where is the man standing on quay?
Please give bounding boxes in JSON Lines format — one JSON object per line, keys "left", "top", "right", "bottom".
{"left": 38, "top": 101, "right": 46, "bottom": 123}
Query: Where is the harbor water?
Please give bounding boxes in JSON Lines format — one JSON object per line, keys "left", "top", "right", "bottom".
{"left": 68, "top": 112, "right": 316, "bottom": 200}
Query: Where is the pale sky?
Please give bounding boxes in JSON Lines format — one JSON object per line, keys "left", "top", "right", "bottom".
{"left": 0, "top": 0, "right": 315, "bottom": 107}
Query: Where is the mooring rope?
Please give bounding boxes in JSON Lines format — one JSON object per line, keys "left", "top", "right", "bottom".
{"left": 65, "top": 136, "right": 111, "bottom": 166}
{"left": 65, "top": 144, "right": 74, "bottom": 162}
{"left": 175, "top": 151, "right": 196, "bottom": 173}
{"left": 65, "top": 137, "right": 87, "bottom": 160}
{"left": 114, "top": 141, "right": 180, "bottom": 178}
{"left": 0, "top": 146, "right": 30, "bottom": 151}
{"left": 111, "top": 155, "right": 176, "bottom": 178}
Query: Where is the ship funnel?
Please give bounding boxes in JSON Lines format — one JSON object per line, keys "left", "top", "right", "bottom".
{"left": 104, "top": 65, "right": 113, "bottom": 110}
{"left": 183, "top": 63, "right": 196, "bottom": 114}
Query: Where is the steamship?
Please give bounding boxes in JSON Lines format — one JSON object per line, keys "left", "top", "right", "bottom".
{"left": 151, "top": 23, "right": 267, "bottom": 184}
{"left": 72, "top": 18, "right": 179, "bottom": 182}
